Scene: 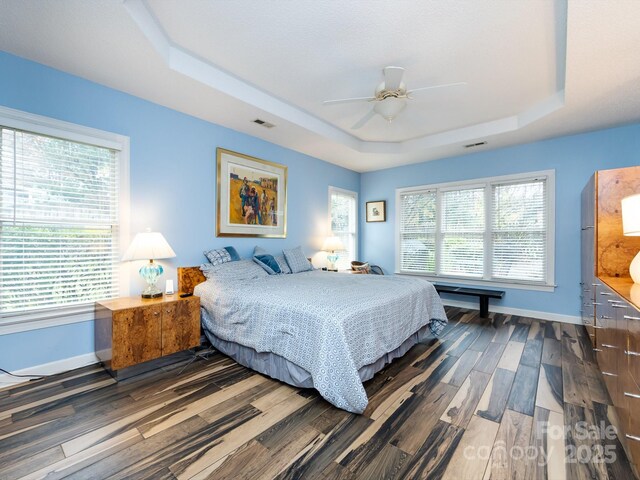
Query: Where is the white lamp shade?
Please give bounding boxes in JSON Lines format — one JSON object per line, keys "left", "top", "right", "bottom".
{"left": 322, "top": 235, "right": 345, "bottom": 252}
{"left": 122, "top": 231, "right": 176, "bottom": 261}
{"left": 622, "top": 193, "right": 640, "bottom": 236}
{"left": 373, "top": 97, "right": 407, "bottom": 121}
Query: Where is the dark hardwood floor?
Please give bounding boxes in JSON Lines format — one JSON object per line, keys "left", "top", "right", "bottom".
{"left": 0, "top": 307, "right": 636, "bottom": 479}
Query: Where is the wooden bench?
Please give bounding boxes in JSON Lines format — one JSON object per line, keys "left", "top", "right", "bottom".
{"left": 433, "top": 284, "right": 505, "bottom": 318}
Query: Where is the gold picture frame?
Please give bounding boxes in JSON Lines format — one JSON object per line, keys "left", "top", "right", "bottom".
{"left": 216, "top": 148, "right": 287, "bottom": 238}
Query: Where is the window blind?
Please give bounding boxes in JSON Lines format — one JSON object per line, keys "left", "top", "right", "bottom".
{"left": 396, "top": 171, "right": 553, "bottom": 287}
{"left": 399, "top": 191, "right": 436, "bottom": 273}
{"left": 440, "top": 187, "right": 485, "bottom": 277}
{"left": 0, "top": 127, "right": 120, "bottom": 316}
{"left": 330, "top": 189, "right": 357, "bottom": 270}
{"left": 492, "top": 179, "right": 546, "bottom": 282}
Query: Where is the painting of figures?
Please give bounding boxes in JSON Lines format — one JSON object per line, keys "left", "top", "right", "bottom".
{"left": 229, "top": 165, "right": 279, "bottom": 226}
{"left": 216, "top": 148, "right": 287, "bottom": 237}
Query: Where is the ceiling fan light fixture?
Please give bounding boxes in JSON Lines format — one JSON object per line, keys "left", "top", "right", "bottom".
{"left": 373, "top": 97, "right": 407, "bottom": 122}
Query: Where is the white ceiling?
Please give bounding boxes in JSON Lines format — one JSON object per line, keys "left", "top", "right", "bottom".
{"left": 0, "top": 0, "right": 639, "bottom": 172}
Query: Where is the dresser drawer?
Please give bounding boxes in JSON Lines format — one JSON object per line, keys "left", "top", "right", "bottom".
{"left": 626, "top": 308, "right": 640, "bottom": 392}
{"left": 623, "top": 384, "right": 640, "bottom": 466}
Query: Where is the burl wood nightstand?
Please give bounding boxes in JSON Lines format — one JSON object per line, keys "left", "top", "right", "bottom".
{"left": 95, "top": 294, "right": 200, "bottom": 379}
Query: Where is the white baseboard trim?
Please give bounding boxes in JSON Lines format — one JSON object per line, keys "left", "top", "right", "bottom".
{"left": 442, "top": 299, "right": 582, "bottom": 325}
{"left": 0, "top": 352, "right": 99, "bottom": 388}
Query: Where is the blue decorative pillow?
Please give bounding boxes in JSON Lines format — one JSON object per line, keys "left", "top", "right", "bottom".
{"left": 204, "top": 246, "right": 239, "bottom": 266}
{"left": 254, "top": 246, "right": 291, "bottom": 273}
{"left": 283, "top": 246, "right": 313, "bottom": 273}
{"left": 224, "top": 246, "right": 240, "bottom": 261}
{"left": 253, "top": 254, "right": 282, "bottom": 275}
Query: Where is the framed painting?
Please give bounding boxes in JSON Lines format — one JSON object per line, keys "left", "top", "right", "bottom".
{"left": 366, "top": 200, "right": 386, "bottom": 222}
{"left": 216, "top": 148, "right": 287, "bottom": 237}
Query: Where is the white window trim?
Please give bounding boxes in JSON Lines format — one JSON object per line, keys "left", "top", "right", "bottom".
{"left": 0, "top": 105, "right": 130, "bottom": 335}
{"left": 328, "top": 186, "right": 358, "bottom": 266}
{"left": 395, "top": 170, "right": 555, "bottom": 292}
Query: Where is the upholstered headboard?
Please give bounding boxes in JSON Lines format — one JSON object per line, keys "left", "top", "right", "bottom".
{"left": 177, "top": 266, "right": 206, "bottom": 295}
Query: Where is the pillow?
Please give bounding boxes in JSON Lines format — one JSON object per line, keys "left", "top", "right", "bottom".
{"left": 283, "top": 246, "right": 313, "bottom": 273}
{"left": 253, "top": 246, "right": 268, "bottom": 256}
{"left": 200, "top": 259, "right": 269, "bottom": 280}
{"left": 253, "top": 254, "right": 282, "bottom": 275}
{"left": 254, "top": 246, "right": 291, "bottom": 273}
{"left": 275, "top": 254, "right": 292, "bottom": 274}
{"left": 204, "top": 246, "right": 240, "bottom": 265}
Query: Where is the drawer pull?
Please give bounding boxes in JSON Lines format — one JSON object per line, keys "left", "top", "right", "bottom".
{"left": 593, "top": 348, "right": 603, "bottom": 352}
{"left": 602, "top": 372, "right": 618, "bottom": 377}
{"left": 600, "top": 315, "right": 612, "bottom": 320}
{"left": 625, "top": 350, "right": 640, "bottom": 357}
{"left": 592, "top": 325, "right": 604, "bottom": 329}
{"left": 592, "top": 302, "right": 603, "bottom": 306}
{"left": 625, "top": 392, "right": 640, "bottom": 399}
{"left": 582, "top": 226, "right": 595, "bottom": 230}
{"left": 612, "top": 304, "right": 627, "bottom": 309}
{"left": 601, "top": 343, "right": 618, "bottom": 349}
{"left": 626, "top": 434, "right": 640, "bottom": 442}
{"left": 625, "top": 315, "right": 640, "bottom": 321}
{"left": 600, "top": 292, "right": 614, "bottom": 296}
{"left": 154, "top": 311, "right": 159, "bottom": 316}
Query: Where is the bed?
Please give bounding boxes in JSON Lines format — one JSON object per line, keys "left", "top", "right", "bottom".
{"left": 178, "top": 264, "right": 447, "bottom": 413}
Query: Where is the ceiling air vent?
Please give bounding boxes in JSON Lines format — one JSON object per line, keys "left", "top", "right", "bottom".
{"left": 464, "top": 141, "right": 487, "bottom": 149}
{"left": 252, "top": 119, "right": 275, "bottom": 128}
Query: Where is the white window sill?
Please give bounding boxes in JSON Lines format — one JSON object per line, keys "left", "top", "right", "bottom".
{"left": 0, "top": 304, "right": 96, "bottom": 335}
{"left": 396, "top": 272, "right": 556, "bottom": 293}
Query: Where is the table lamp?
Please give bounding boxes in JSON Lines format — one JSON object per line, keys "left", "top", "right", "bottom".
{"left": 622, "top": 193, "right": 640, "bottom": 283}
{"left": 322, "top": 235, "right": 345, "bottom": 272}
{"left": 122, "top": 229, "right": 176, "bottom": 298}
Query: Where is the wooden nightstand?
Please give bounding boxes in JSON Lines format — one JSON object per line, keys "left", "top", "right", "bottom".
{"left": 95, "top": 294, "right": 200, "bottom": 379}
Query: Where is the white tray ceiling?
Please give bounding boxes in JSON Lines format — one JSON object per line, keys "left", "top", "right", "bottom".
{"left": 0, "top": 0, "right": 639, "bottom": 172}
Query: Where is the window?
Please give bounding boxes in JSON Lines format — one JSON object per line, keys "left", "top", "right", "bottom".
{"left": 397, "top": 171, "right": 554, "bottom": 289}
{"left": 0, "top": 106, "right": 129, "bottom": 328}
{"left": 329, "top": 187, "right": 358, "bottom": 270}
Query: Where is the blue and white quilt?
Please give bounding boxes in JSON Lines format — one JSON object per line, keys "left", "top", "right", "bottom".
{"left": 195, "top": 270, "right": 447, "bottom": 413}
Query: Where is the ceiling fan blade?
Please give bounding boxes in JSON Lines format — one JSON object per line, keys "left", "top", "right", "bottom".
{"left": 407, "top": 82, "right": 467, "bottom": 96}
{"left": 383, "top": 66, "right": 405, "bottom": 91}
{"left": 323, "top": 96, "right": 375, "bottom": 106}
{"left": 351, "top": 109, "right": 376, "bottom": 130}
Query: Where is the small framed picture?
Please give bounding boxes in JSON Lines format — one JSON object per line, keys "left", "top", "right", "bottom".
{"left": 366, "top": 200, "right": 386, "bottom": 222}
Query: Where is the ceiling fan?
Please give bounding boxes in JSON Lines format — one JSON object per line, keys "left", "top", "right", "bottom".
{"left": 323, "top": 66, "right": 466, "bottom": 129}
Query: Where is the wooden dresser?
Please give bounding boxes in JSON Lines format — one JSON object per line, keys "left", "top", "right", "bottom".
{"left": 95, "top": 294, "right": 200, "bottom": 378}
{"left": 581, "top": 166, "right": 640, "bottom": 471}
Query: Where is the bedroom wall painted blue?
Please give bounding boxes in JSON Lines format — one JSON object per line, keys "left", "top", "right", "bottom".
{"left": 360, "top": 123, "right": 640, "bottom": 317}
{"left": 0, "top": 51, "right": 359, "bottom": 371}
{"left": 1, "top": 49, "right": 639, "bottom": 373}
